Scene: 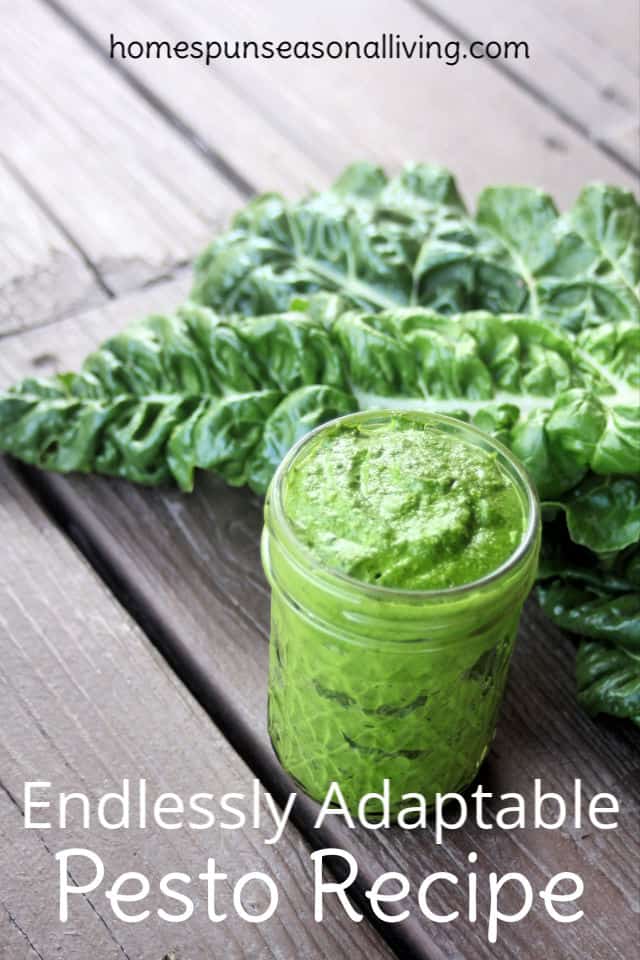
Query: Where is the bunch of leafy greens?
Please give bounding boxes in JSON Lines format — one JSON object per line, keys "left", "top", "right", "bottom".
{"left": 1, "top": 164, "right": 638, "bottom": 724}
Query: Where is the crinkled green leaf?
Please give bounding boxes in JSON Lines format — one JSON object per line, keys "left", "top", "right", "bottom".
{"left": 538, "top": 514, "right": 640, "bottom": 586}
{"left": 193, "top": 166, "right": 640, "bottom": 333}
{"left": 0, "top": 305, "right": 351, "bottom": 492}
{"left": 478, "top": 184, "right": 640, "bottom": 332}
{"left": 247, "top": 385, "right": 357, "bottom": 494}
{"left": 332, "top": 309, "right": 637, "bottom": 499}
{"left": 537, "top": 578, "right": 640, "bottom": 649}
{"left": 193, "top": 163, "right": 482, "bottom": 317}
{"left": 545, "top": 475, "right": 640, "bottom": 554}
{"left": 576, "top": 641, "right": 640, "bottom": 725}
{"left": 1, "top": 303, "right": 637, "bottom": 503}
{"left": 475, "top": 186, "right": 559, "bottom": 314}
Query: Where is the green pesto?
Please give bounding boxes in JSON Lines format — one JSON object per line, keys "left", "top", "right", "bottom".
{"left": 282, "top": 418, "right": 526, "bottom": 590}
{"left": 264, "top": 412, "right": 540, "bottom": 811}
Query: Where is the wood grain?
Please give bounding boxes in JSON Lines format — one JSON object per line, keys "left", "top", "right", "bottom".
{"left": 414, "top": 0, "right": 640, "bottom": 172}
{"left": 2, "top": 284, "right": 638, "bottom": 960}
{"left": 46, "top": 0, "right": 335, "bottom": 197}
{"left": 535, "top": 0, "right": 640, "bottom": 71}
{"left": 0, "top": 0, "right": 243, "bottom": 303}
{"left": 4, "top": 0, "right": 635, "bottom": 337}
{"left": 0, "top": 159, "right": 106, "bottom": 337}
{"left": 1, "top": 891, "right": 43, "bottom": 960}
{"left": 55, "top": 0, "right": 638, "bottom": 207}
{"left": 0, "top": 458, "right": 395, "bottom": 960}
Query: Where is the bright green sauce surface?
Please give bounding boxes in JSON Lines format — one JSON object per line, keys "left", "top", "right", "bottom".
{"left": 283, "top": 419, "right": 526, "bottom": 590}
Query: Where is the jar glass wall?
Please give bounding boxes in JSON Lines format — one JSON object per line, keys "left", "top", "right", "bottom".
{"left": 261, "top": 411, "right": 541, "bottom": 813}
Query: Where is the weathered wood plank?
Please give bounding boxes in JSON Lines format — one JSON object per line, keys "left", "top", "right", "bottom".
{"left": 2, "top": 285, "right": 638, "bottom": 959}
{"left": 413, "top": 0, "right": 640, "bottom": 172}
{"left": 0, "top": 159, "right": 105, "bottom": 337}
{"left": 536, "top": 0, "right": 640, "bottom": 70}
{"left": 56, "top": 0, "right": 638, "bottom": 205}
{"left": 0, "top": 0, "right": 243, "bottom": 303}
{"left": 5, "top": 0, "right": 633, "bottom": 337}
{"left": 0, "top": 458, "right": 395, "bottom": 960}
{"left": 49, "top": 0, "right": 327, "bottom": 198}
{"left": 0, "top": 894, "right": 43, "bottom": 960}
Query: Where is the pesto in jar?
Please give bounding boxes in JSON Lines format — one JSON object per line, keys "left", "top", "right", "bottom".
{"left": 282, "top": 420, "right": 525, "bottom": 590}
{"left": 262, "top": 412, "right": 540, "bottom": 812}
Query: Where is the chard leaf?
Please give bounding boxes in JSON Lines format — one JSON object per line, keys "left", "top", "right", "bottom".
{"left": 192, "top": 162, "right": 475, "bottom": 316}
{"left": 537, "top": 541, "right": 640, "bottom": 594}
{"left": 545, "top": 475, "right": 640, "bottom": 554}
{"left": 537, "top": 579, "right": 640, "bottom": 649}
{"left": 247, "top": 385, "right": 357, "bottom": 494}
{"left": 1, "top": 304, "right": 637, "bottom": 502}
{"left": 538, "top": 531, "right": 640, "bottom": 727}
{"left": 564, "top": 185, "right": 640, "bottom": 304}
{"left": 193, "top": 166, "right": 640, "bottom": 334}
{"left": 529, "top": 185, "right": 640, "bottom": 332}
{"left": 0, "top": 306, "right": 352, "bottom": 492}
{"left": 475, "top": 186, "right": 559, "bottom": 314}
{"left": 576, "top": 641, "right": 640, "bottom": 726}
{"left": 334, "top": 310, "right": 637, "bottom": 499}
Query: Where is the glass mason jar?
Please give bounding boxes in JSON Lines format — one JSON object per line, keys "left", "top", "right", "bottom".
{"left": 261, "top": 411, "right": 541, "bottom": 813}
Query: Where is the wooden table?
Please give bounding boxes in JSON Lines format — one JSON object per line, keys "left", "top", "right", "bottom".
{"left": 1, "top": 2, "right": 638, "bottom": 958}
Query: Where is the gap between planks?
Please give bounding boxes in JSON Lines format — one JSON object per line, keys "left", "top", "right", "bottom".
{"left": 408, "top": 0, "right": 639, "bottom": 177}
{"left": 1, "top": 0, "right": 246, "bottom": 334}
{"left": 42, "top": 0, "right": 256, "bottom": 200}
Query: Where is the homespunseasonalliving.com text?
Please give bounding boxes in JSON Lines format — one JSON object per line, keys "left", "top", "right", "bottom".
{"left": 108, "top": 33, "right": 530, "bottom": 68}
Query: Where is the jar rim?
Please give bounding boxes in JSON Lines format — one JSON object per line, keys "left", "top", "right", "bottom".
{"left": 267, "top": 410, "right": 540, "bottom": 603}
